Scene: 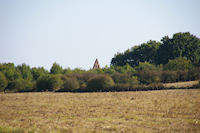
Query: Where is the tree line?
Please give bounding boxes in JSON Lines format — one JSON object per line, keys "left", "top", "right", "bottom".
{"left": 0, "top": 32, "right": 200, "bottom": 93}
{"left": 111, "top": 32, "right": 200, "bottom": 67}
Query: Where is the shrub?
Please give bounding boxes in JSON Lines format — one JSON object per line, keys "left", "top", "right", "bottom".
{"left": 136, "top": 62, "right": 161, "bottom": 84}
{"left": 111, "top": 72, "right": 130, "bottom": 84}
{"left": 177, "top": 70, "right": 188, "bottom": 81}
{"left": 0, "top": 72, "right": 8, "bottom": 92}
{"left": 58, "top": 76, "right": 79, "bottom": 92}
{"left": 5, "top": 79, "right": 33, "bottom": 92}
{"left": 164, "top": 57, "right": 192, "bottom": 71}
{"left": 187, "top": 67, "right": 200, "bottom": 80}
{"left": 36, "top": 75, "right": 51, "bottom": 91}
{"left": 87, "top": 75, "right": 115, "bottom": 92}
{"left": 48, "top": 75, "right": 63, "bottom": 91}
{"left": 111, "top": 73, "right": 139, "bottom": 85}
{"left": 161, "top": 71, "right": 178, "bottom": 83}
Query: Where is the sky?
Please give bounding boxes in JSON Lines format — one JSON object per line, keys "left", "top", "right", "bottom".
{"left": 0, "top": 0, "right": 200, "bottom": 70}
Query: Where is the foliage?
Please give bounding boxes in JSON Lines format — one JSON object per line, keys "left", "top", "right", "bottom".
{"left": 31, "top": 67, "right": 49, "bottom": 80}
{"left": 0, "top": 63, "right": 21, "bottom": 81}
{"left": 0, "top": 72, "right": 8, "bottom": 92}
{"left": 59, "top": 76, "right": 80, "bottom": 92}
{"left": 87, "top": 75, "right": 115, "bottom": 91}
{"left": 157, "top": 32, "right": 200, "bottom": 65}
{"left": 111, "top": 40, "right": 161, "bottom": 67}
{"left": 111, "top": 32, "right": 200, "bottom": 67}
{"left": 50, "top": 62, "right": 63, "bottom": 74}
{"left": 0, "top": 32, "right": 200, "bottom": 93}
{"left": 36, "top": 75, "right": 51, "bottom": 91}
{"left": 136, "top": 62, "right": 161, "bottom": 84}
{"left": 6, "top": 79, "right": 33, "bottom": 92}
{"left": 161, "top": 71, "right": 178, "bottom": 83}
{"left": 48, "top": 75, "right": 63, "bottom": 91}
{"left": 111, "top": 72, "right": 131, "bottom": 84}
{"left": 164, "top": 57, "right": 192, "bottom": 70}
{"left": 188, "top": 67, "right": 200, "bottom": 80}
{"left": 16, "top": 64, "right": 33, "bottom": 81}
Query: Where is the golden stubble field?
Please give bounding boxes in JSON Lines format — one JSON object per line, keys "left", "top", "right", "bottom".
{"left": 0, "top": 89, "right": 200, "bottom": 133}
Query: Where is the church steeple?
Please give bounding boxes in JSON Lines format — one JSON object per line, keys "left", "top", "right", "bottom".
{"left": 93, "top": 58, "right": 100, "bottom": 69}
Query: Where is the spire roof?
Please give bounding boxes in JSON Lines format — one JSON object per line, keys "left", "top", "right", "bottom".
{"left": 93, "top": 58, "right": 100, "bottom": 69}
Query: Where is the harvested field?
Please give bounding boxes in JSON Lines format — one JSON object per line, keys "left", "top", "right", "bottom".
{"left": 164, "top": 80, "right": 199, "bottom": 88}
{"left": 0, "top": 89, "right": 200, "bottom": 133}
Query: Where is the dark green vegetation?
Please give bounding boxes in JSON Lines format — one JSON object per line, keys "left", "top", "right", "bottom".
{"left": 111, "top": 32, "right": 200, "bottom": 67}
{"left": 0, "top": 32, "right": 200, "bottom": 93}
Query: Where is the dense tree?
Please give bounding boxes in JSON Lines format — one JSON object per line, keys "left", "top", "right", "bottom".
{"left": 111, "top": 32, "right": 200, "bottom": 67}
{"left": 50, "top": 63, "right": 63, "bottom": 74}
{"left": 16, "top": 63, "right": 33, "bottom": 80}
{"left": 156, "top": 32, "right": 200, "bottom": 65}
{"left": 0, "top": 72, "right": 8, "bottom": 92}
{"left": 111, "top": 40, "right": 160, "bottom": 67}
{"left": 31, "top": 67, "right": 49, "bottom": 80}
{"left": 0, "top": 63, "right": 21, "bottom": 81}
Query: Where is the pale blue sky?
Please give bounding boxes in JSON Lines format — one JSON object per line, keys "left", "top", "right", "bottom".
{"left": 0, "top": 0, "right": 200, "bottom": 70}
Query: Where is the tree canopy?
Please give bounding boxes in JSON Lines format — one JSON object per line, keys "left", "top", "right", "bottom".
{"left": 111, "top": 32, "right": 200, "bottom": 67}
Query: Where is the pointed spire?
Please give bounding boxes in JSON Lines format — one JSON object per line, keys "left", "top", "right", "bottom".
{"left": 93, "top": 58, "right": 100, "bottom": 69}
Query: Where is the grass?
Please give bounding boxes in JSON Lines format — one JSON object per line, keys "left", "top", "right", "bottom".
{"left": 163, "top": 80, "right": 199, "bottom": 88}
{"left": 0, "top": 89, "right": 200, "bottom": 133}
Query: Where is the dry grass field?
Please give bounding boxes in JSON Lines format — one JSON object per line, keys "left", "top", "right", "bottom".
{"left": 0, "top": 89, "right": 200, "bottom": 133}
{"left": 163, "top": 81, "right": 199, "bottom": 88}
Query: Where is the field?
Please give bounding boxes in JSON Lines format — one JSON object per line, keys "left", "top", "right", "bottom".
{"left": 0, "top": 89, "right": 200, "bottom": 133}
{"left": 163, "top": 81, "right": 199, "bottom": 88}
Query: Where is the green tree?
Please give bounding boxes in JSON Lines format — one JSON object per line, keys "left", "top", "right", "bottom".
{"left": 0, "top": 63, "right": 21, "bottom": 81}
{"left": 156, "top": 32, "right": 200, "bottom": 65}
{"left": 0, "top": 72, "right": 8, "bottom": 92}
{"left": 50, "top": 63, "right": 63, "bottom": 74}
{"left": 16, "top": 63, "right": 33, "bottom": 80}
{"left": 48, "top": 75, "right": 63, "bottom": 91}
{"left": 111, "top": 40, "right": 161, "bottom": 67}
{"left": 31, "top": 67, "right": 49, "bottom": 80}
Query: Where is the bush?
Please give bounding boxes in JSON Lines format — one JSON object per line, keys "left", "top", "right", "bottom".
{"left": 58, "top": 76, "right": 80, "bottom": 92}
{"left": 111, "top": 72, "right": 139, "bottom": 85}
{"left": 161, "top": 71, "right": 178, "bottom": 83}
{"left": 48, "top": 75, "right": 63, "bottom": 91}
{"left": 0, "top": 72, "right": 8, "bottom": 92}
{"left": 5, "top": 79, "right": 33, "bottom": 92}
{"left": 164, "top": 57, "right": 192, "bottom": 71}
{"left": 136, "top": 62, "right": 161, "bottom": 84}
{"left": 36, "top": 75, "right": 51, "bottom": 91}
{"left": 187, "top": 67, "right": 200, "bottom": 80}
{"left": 87, "top": 75, "right": 115, "bottom": 92}
{"left": 111, "top": 72, "right": 130, "bottom": 84}
{"left": 176, "top": 70, "right": 188, "bottom": 81}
